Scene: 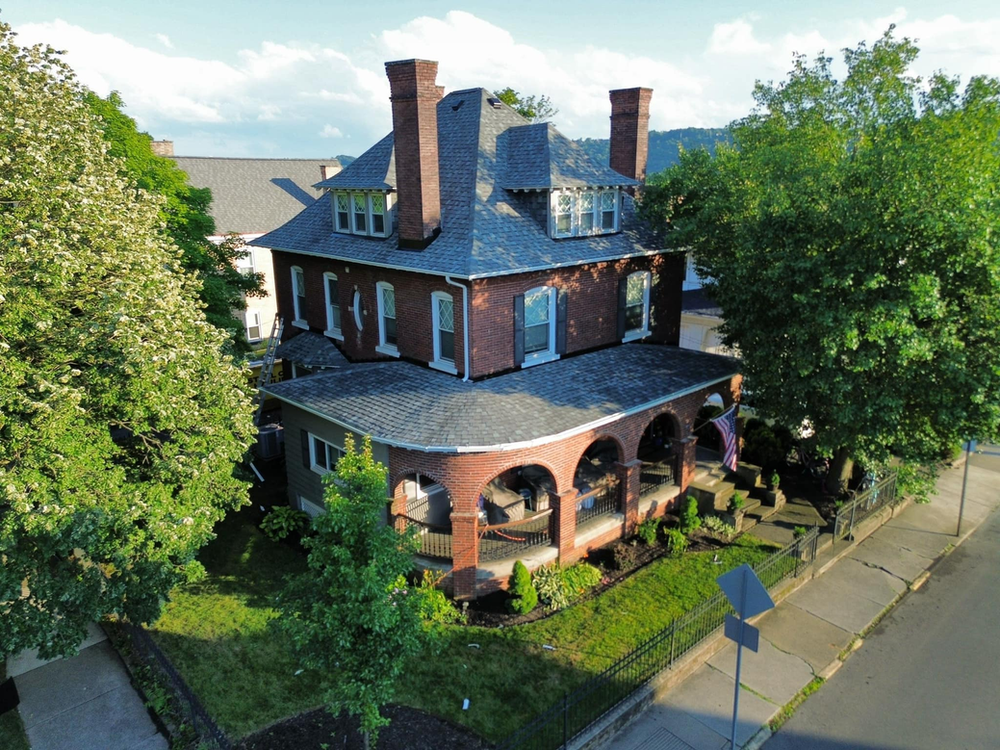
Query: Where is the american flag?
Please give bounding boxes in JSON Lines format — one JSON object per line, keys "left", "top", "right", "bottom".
{"left": 711, "top": 406, "right": 739, "bottom": 471}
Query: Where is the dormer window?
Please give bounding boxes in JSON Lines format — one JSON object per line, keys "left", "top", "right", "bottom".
{"left": 549, "top": 188, "right": 619, "bottom": 238}
{"left": 334, "top": 191, "right": 391, "bottom": 238}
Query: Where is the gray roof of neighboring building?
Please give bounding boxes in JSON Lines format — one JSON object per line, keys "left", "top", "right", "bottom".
{"left": 172, "top": 156, "right": 340, "bottom": 235}
{"left": 681, "top": 288, "right": 723, "bottom": 319}
{"left": 251, "top": 89, "right": 665, "bottom": 279}
{"left": 276, "top": 331, "right": 350, "bottom": 369}
{"left": 263, "top": 343, "right": 738, "bottom": 452}
{"left": 500, "top": 123, "right": 639, "bottom": 190}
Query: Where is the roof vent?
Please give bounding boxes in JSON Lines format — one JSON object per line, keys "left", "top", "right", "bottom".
{"left": 452, "top": 99, "right": 465, "bottom": 112}
{"left": 487, "top": 97, "right": 503, "bottom": 109}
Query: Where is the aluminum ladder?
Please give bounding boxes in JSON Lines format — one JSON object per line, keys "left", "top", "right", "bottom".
{"left": 252, "top": 315, "right": 284, "bottom": 426}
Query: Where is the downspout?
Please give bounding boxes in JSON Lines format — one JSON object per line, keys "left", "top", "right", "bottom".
{"left": 445, "top": 275, "right": 471, "bottom": 382}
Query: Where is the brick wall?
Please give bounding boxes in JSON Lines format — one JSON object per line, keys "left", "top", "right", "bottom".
{"left": 469, "top": 252, "right": 684, "bottom": 378}
{"left": 271, "top": 250, "right": 466, "bottom": 374}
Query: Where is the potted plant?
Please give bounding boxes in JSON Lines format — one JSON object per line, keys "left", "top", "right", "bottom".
{"left": 769, "top": 470, "right": 781, "bottom": 490}
{"left": 721, "top": 492, "right": 747, "bottom": 531}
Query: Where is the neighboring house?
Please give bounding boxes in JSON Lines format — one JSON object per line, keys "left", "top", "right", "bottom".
{"left": 253, "top": 59, "right": 741, "bottom": 599}
{"left": 679, "top": 253, "right": 730, "bottom": 354}
{"left": 159, "top": 143, "right": 341, "bottom": 345}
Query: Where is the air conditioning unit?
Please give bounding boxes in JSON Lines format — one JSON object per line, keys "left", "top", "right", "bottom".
{"left": 255, "top": 424, "right": 284, "bottom": 460}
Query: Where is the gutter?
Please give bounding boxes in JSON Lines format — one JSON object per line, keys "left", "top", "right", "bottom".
{"left": 445, "top": 275, "right": 471, "bottom": 382}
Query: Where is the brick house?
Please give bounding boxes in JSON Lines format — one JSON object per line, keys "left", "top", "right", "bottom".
{"left": 253, "top": 59, "right": 741, "bottom": 599}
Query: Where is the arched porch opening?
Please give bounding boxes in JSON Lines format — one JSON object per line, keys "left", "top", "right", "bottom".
{"left": 394, "top": 472, "right": 454, "bottom": 561}
{"left": 694, "top": 392, "right": 728, "bottom": 462}
{"left": 477, "top": 464, "right": 558, "bottom": 564}
{"left": 637, "top": 411, "right": 682, "bottom": 499}
{"left": 573, "top": 438, "right": 623, "bottom": 527}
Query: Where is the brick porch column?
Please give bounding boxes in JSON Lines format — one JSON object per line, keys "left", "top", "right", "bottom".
{"left": 550, "top": 489, "right": 579, "bottom": 564}
{"left": 390, "top": 481, "right": 408, "bottom": 533}
{"left": 678, "top": 435, "right": 699, "bottom": 496}
{"left": 450, "top": 512, "right": 479, "bottom": 601}
{"left": 616, "top": 459, "right": 642, "bottom": 533}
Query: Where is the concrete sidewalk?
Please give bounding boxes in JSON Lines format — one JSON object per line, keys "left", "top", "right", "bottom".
{"left": 604, "top": 451, "right": 1000, "bottom": 750}
{"left": 6, "top": 623, "right": 167, "bottom": 750}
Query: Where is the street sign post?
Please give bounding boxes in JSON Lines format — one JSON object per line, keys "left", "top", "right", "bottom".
{"left": 717, "top": 564, "right": 775, "bottom": 749}
{"left": 957, "top": 440, "right": 976, "bottom": 537}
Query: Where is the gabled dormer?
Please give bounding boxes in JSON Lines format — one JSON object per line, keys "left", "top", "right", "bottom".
{"left": 499, "top": 122, "right": 638, "bottom": 240}
{"left": 314, "top": 132, "right": 396, "bottom": 238}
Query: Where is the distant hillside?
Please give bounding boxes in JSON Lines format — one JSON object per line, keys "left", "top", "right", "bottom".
{"left": 574, "top": 127, "right": 730, "bottom": 177}
{"left": 335, "top": 154, "right": 356, "bottom": 167}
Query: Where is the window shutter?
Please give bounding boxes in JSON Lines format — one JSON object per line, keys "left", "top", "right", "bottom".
{"left": 649, "top": 272, "right": 661, "bottom": 332}
{"left": 616, "top": 277, "right": 628, "bottom": 340}
{"left": 556, "top": 288, "right": 568, "bottom": 354}
{"left": 301, "top": 430, "right": 311, "bottom": 469}
{"left": 513, "top": 294, "right": 525, "bottom": 366}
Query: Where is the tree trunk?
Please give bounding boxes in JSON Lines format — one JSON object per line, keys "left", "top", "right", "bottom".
{"left": 363, "top": 731, "right": 370, "bottom": 750}
{"left": 825, "top": 447, "right": 854, "bottom": 495}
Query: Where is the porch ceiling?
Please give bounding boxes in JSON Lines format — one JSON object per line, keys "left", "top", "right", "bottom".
{"left": 263, "top": 343, "right": 738, "bottom": 453}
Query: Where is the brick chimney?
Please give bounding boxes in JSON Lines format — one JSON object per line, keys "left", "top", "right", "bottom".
{"left": 319, "top": 163, "right": 341, "bottom": 181}
{"left": 385, "top": 59, "right": 442, "bottom": 249}
{"left": 151, "top": 140, "right": 174, "bottom": 157}
{"left": 609, "top": 88, "right": 653, "bottom": 184}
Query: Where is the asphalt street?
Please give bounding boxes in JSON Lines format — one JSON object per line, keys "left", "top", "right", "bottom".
{"left": 764, "top": 457, "right": 1000, "bottom": 750}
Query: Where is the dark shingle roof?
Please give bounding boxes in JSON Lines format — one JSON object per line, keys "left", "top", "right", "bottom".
{"left": 263, "top": 344, "right": 738, "bottom": 451}
{"left": 172, "top": 157, "right": 339, "bottom": 235}
{"left": 251, "top": 89, "right": 664, "bottom": 279}
{"left": 276, "top": 331, "right": 350, "bottom": 369}
{"left": 314, "top": 134, "right": 395, "bottom": 190}
{"left": 682, "top": 288, "right": 723, "bottom": 319}
{"left": 501, "top": 123, "right": 639, "bottom": 190}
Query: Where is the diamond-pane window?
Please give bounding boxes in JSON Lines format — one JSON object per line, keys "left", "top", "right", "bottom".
{"left": 335, "top": 193, "right": 350, "bottom": 231}
{"left": 602, "top": 190, "right": 616, "bottom": 230}
{"left": 381, "top": 286, "right": 396, "bottom": 318}
{"left": 436, "top": 295, "right": 455, "bottom": 364}
{"left": 353, "top": 193, "right": 367, "bottom": 233}
{"left": 555, "top": 193, "right": 573, "bottom": 235}
{"left": 370, "top": 193, "right": 384, "bottom": 213}
{"left": 438, "top": 297, "right": 454, "bottom": 332}
{"left": 579, "top": 192, "right": 595, "bottom": 232}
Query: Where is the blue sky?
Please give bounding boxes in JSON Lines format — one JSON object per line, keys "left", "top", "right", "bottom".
{"left": 8, "top": 2, "right": 1000, "bottom": 157}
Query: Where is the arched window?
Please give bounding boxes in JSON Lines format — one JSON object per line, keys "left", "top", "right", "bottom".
{"left": 621, "top": 271, "right": 651, "bottom": 340}
{"left": 376, "top": 282, "right": 398, "bottom": 356}
{"left": 353, "top": 288, "right": 364, "bottom": 331}
{"left": 323, "top": 272, "right": 342, "bottom": 339}
{"left": 431, "top": 291, "right": 456, "bottom": 373}
{"left": 291, "top": 266, "right": 307, "bottom": 327}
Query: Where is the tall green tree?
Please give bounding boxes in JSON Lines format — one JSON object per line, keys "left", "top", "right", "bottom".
{"left": 0, "top": 23, "right": 254, "bottom": 658}
{"left": 86, "top": 91, "right": 265, "bottom": 353}
{"left": 642, "top": 28, "right": 1000, "bottom": 492}
{"left": 279, "top": 435, "right": 427, "bottom": 748}
{"left": 494, "top": 87, "right": 559, "bottom": 123}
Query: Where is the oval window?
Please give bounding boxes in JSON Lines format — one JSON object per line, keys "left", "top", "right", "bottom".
{"left": 353, "top": 289, "right": 364, "bottom": 330}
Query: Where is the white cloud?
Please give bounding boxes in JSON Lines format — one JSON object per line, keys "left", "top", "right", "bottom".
{"left": 155, "top": 33, "right": 173, "bottom": 49}
{"left": 257, "top": 104, "right": 281, "bottom": 121}
{"left": 319, "top": 124, "right": 343, "bottom": 138}
{"left": 708, "top": 19, "right": 770, "bottom": 56}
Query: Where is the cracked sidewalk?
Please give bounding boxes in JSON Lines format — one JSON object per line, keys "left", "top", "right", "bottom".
{"left": 602, "top": 450, "right": 1000, "bottom": 750}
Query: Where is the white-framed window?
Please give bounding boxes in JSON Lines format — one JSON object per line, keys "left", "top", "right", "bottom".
{"left": 323, "top": 272, "right": 342, "bottom": 339}
{"left": 291, "top": 363, "right": 314, "bottom": 379}
{"left": 235, "top": 247, "right": 255, "bottom": 273}
{"left": 298, "top": 495, "right": 326, "bottom": 518}
{"left": 376, "top": 282, "right": 398, "bottom": 356}
{"left": 524, "top": 286, "right": 557, "bottom": 362}
{"left": 334, "top": 191, "right": 390, "bottom": 238}
{"left": 431, "top": 291, "right": 456, "bottom": 373}
{"left": 309, "top": 434, "right": 344, "bottom": 476}
{"left": 291, "top": 266, "right": 307, "bottom": 328}
{"left": 549, "top": 189, "right": 619, "bottom": 238}
{"left": 245, "top": 311, "right": 262, "bottom": 342}
{"left": 623, "top": 270, "right": 651, "bottom": 340}
{"left": 353, "top": 289, "right": 364, "bottom": 330}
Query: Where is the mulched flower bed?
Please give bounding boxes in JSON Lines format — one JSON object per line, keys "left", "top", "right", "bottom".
{"left": 463, "top": 518, "right": 727, "bottom": 628}
{"left": 237, "top": 704, "right": 488, "bottom": 750}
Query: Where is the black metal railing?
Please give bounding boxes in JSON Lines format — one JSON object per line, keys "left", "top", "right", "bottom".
{"left": 479, "top": 511, "right": 553, "bottom": 563}
{"left": 495, "top": 528, "right": 821, "bottom": 750}
{"left": 834, "top": 471, "right": 899, "bottom": 541}
{"left": 394, "top": 514, "right": 454, "bottom": 560}
{"left": 123, "top": 623, "right": 231, "bottom": 750}
{"left": 575, "top": 480, "right": 620, "bottom": 526}
{"left": 639, "top": 460, "right": 676, "bottom": 497}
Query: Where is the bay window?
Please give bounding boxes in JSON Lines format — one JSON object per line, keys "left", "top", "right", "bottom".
{"left": 334, "top": 190, "right": 390, "bottom": 238}
{"left": 549, "top": 188, "right": 619, "bottom": 238}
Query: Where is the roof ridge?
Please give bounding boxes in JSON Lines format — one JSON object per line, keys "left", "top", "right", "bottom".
{"left": 172, "top": 156, "right": 341, "bottom": 162}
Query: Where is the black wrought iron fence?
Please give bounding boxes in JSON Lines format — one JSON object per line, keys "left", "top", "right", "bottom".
{"left": 639, "top": 460, "right": 676, "bottom": 497}
{"left": 394, "top": 513, "right": 454, "bottom": 559}
{"left": 495, "top": 528, "right": 820, "bottom": 750}
{"left": 123, "top": 623, "right": 231, "bottom": 750}
{"left": 575, "top": 480, "right": 620, "bottom": 526}
{"left": 834, "top": 471, "right": 899, "bottom": 541}
{"left": 480, "top": 511, "right": 553, "bottom": 563}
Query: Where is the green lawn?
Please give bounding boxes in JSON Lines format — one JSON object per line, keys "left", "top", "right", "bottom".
{"left": 0, "top": 665, "right": 30, "bottom": 750}
{"left": 151, "top": 510, "right": 779, "bottom": 742}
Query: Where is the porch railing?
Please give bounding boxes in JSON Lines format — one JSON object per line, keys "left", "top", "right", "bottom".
{"left": 575, "top": 479, "right": 620, "bottom": 526}
{"left": 394, "top": 514, "right": 454, "bottom": 560}
{"left": 479, "top": 510, "right": 553, "bottom": 563}
{"left": 833, "top": 471, "right": 899, "bottom": 541}
{"left": 639, "top": 459, "right": 676, "bottom": 497}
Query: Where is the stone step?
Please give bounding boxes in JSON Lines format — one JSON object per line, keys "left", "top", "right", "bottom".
{"left": 745, "top": 503, "right": 779, "bottom": 524}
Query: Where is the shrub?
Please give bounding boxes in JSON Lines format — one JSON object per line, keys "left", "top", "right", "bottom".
{"left": 680, "top": 496, "right": 702, "bottom": 534}
{"left": 793, "top": 526, "right": 808, "bottom": 538}
{"left": 416, "top": 570, "right": 464, "bottom": 626}
{"left": 769, "top": 471, "right": 781, "bottom": 489}
{"left": 507, "top": 561, "right": 538, "bottom": 614}
{"left": 703, "top": 515, "right": 737, "bottom": 540}
{"left": 260, "top": 506, "right": 309, "bottom": 542}
{"left": 742, "top": 418, "right": 795, "bottom": 470}
{"left": 664, "top": 528, "right": 688, "bottom": 558}
{"left": 636, "top": 517, "right": 660, "bottom": 546}
{"left": 611, "top": 540, "right": 639, "bottom": 571}
{"left": 728, "top": 492, "right": 746, "bottom": 512}
{"left": 532, "top": 564, "right": 569, "bottom": 611}
{"left": 562, "top": 562, "right": 602, "bottom": 596}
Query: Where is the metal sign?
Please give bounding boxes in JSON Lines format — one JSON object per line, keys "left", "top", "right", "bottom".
{"left": 717, "top": 564, "right": 774, "bottom": 620}
{"left": 725, "top": 613, "right": 760, "bottom": 652}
